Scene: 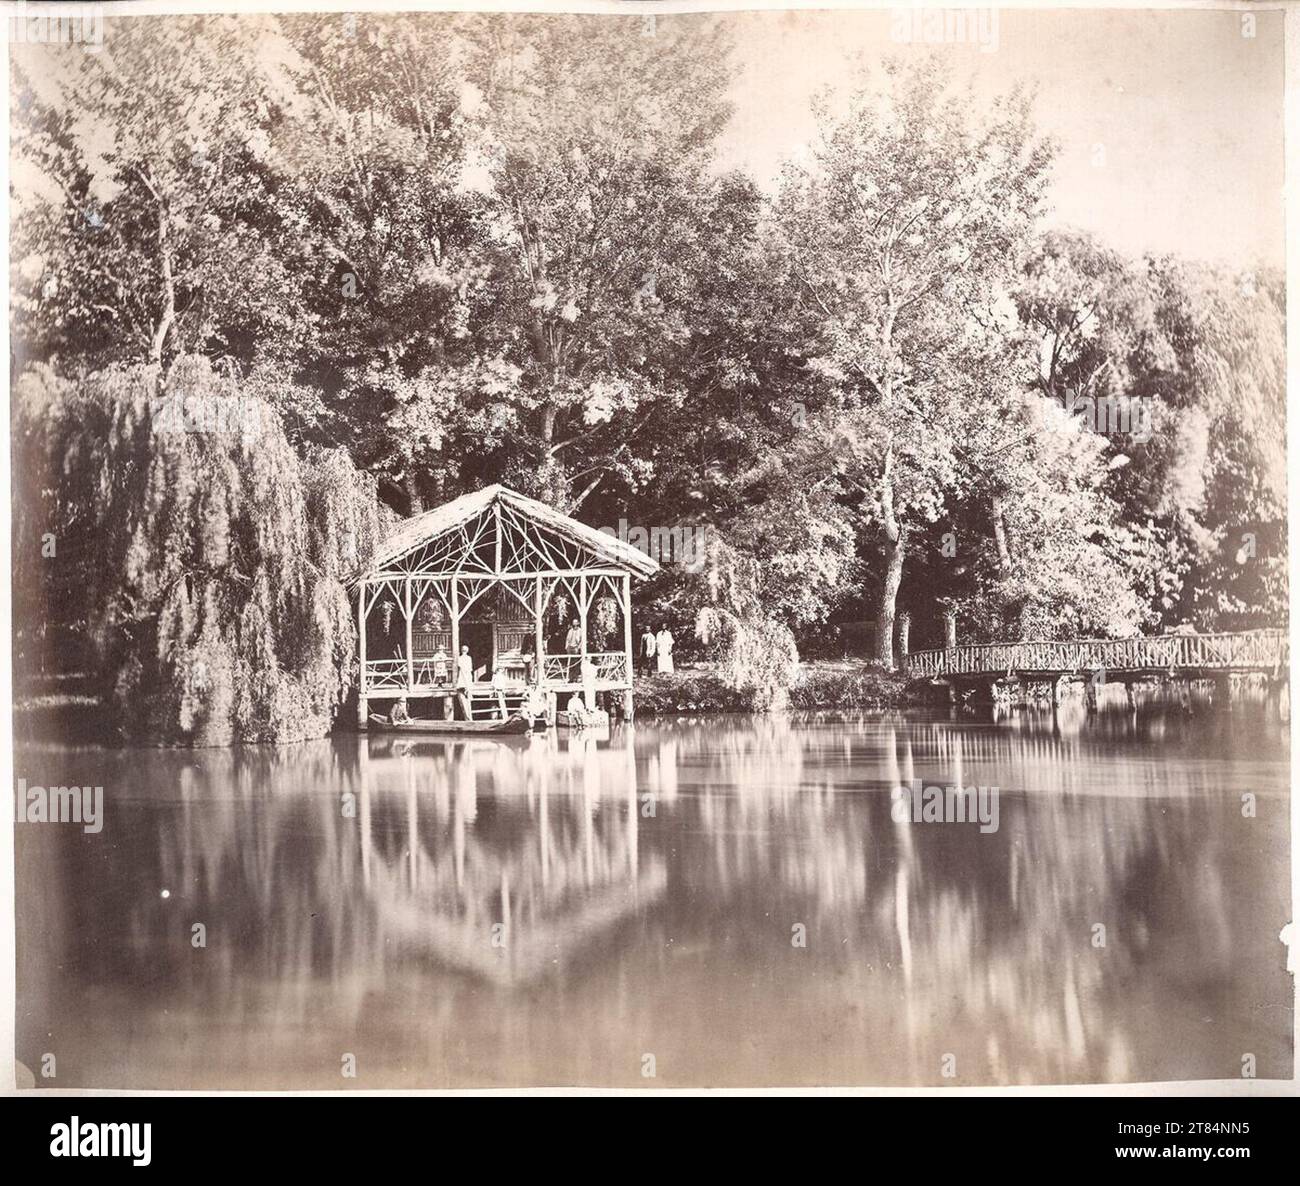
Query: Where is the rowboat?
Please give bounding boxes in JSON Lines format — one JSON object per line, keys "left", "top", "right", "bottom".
{"left": 556, "top": 709, "right": 611, "bottom": 730}
{"left": 368, "top": 713, "right": 531, "bottom": 736}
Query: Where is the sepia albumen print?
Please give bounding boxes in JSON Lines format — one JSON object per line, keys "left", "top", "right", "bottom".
{"left": 7, "top": 2, "right": 1291, "bottom": 1091}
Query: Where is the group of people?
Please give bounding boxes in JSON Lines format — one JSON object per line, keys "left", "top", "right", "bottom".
{"left": 385, "top": 621, "right": 677, "bottom": 727}
{"left": 389, "top": 650, "right": 530, "bottom": 726}
{"left": 389, "top": 643, "right": 488, "bottom": 725}
{"left": 639, "top": 625, "right": 675, "bottom": 676}
{"left": 563, "top": 618, "right": 674, "bottom": 678}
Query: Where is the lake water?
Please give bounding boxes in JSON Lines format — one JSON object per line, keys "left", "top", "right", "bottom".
{"left": 14, "top": 702, "right": 1293, "bottom": 1089}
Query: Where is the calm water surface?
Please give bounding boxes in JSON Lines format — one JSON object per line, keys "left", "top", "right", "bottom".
{"left": 15, "top": 703, "right": 1293, "bottom": 1088}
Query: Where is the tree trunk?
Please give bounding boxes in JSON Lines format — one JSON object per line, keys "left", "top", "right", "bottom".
{"left": 149, "top": 204, "right": 176, "bottom": 368}
{"left": 404, "top": 472, "right": 424, "bottom": 516}
{"left": 875, "top": 528, "right": 907, "bottom": 668}
{"left": 873, "top": 289, "right": 904, "bottom": 669}
{"left": 991, "top": 495, "right": 1012, "bottom": 574}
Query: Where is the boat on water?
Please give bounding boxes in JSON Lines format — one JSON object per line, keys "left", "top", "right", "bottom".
{"left": 556, "top": 709, "right": 611, "bottom": 730}
{"left": 368, "top": 713, "right": 532, "bottom": 736}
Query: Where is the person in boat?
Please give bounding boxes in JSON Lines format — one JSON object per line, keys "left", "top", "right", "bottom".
{"left": 524, "top": 680, "right": 549, "bottom": 728}
{"left": 566, "top": 693, "right": 588, "bottom": 724}
{"left": 389, "top": 697, "right": 412, "bottom": 726}
{"left": 655, "top": 624, "right": 675, "bottom": 674}
{"left": 639, "top": 626, "right": 657, "bottom": 676}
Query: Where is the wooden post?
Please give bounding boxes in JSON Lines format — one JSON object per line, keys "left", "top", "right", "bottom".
{"left": 493, "top": 501, "right": 503, "bottom": 573}
{"left": 535, "top": 575, "right": 545, "bottom": 686}
{"left": 622, "top": 573, "right": 633, "bottom": 690}
{"left": 579, "top": 573, "right": 589, "bottom": 660}
{"left": 404, "top": 577, "right": 414, "bottom": 693}
{"left": 451, "top": 579, "right": 460, "bottom": 665}
{"left": 357, "top": 580, "right": 368, "bottom": 728}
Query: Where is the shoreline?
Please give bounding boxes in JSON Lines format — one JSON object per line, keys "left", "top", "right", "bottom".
{"left": 15, "top": 663, "right": 1282, "bottom": 747}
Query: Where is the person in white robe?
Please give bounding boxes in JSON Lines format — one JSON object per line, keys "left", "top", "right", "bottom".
{"left": 655, "top": 626, "right": 674, "bottom": 674}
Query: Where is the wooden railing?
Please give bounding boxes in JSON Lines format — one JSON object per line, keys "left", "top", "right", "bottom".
{"left": 412, "top": 630, "right": 451, "bottom": 655}
{"left": 363, "top": 651, "right": 631, "bottom": 694}
{"left": 363, "top": 659, "right": 411, "bottom": 691}
{"left": 903, "top": 630, "right": 1289, "bottom": 680}
{"left": 542, "top": 652, "right": 629, "bottom": 685}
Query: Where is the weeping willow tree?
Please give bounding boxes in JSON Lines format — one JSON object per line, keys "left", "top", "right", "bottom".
{"left": 13, "top": 355, "right": 385, "bottom": 744}
{"left": 691, "top": 537, "right": 801, "bottom": 711}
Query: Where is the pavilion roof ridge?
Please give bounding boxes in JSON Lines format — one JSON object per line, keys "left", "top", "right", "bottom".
{"left": 356, "top": 484, "right": 661, "bottom": 581}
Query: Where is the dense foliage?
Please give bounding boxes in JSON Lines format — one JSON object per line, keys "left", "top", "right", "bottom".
{"left": 10, "top": 14, "right": 1287, "bottom": 738}
{"left": 12, "top": 356, "right": 384, "bottom": 743}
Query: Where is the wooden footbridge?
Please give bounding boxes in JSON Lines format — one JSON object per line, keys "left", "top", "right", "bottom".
{"left": 903, "top": 629, "right": 1289, "bottom": 699}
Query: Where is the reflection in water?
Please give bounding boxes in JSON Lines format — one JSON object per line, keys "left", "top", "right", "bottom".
{"left": 15, "top": 703, "right": 1292, "bottom": 1088}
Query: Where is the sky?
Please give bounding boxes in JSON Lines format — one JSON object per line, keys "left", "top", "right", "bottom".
{"left": 714, "top": 6, "right": 1285, "bottom": 269}
{"left": 8, "top": 5, "right": 1285, "bottom": 271}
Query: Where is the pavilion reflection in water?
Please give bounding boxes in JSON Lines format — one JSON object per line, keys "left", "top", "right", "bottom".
{"left": 355, "top": 732, "right": 666, "bottom": 984}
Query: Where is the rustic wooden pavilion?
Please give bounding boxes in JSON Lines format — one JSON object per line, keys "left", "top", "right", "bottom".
{"left": 353, "top": 485, "right": 659, "bottom": 725}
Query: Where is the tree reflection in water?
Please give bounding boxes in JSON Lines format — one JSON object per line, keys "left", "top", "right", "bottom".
{"left": 15, "top": 702, "right": 1290, "bottom": 1088}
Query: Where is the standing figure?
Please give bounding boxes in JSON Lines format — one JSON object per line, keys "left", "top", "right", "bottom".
{"left": 431, "top": 645, "right": 450, "bottom": 685}
{"left": 639, "top": 626, "right": 657, "bottom": 676}
{"left": 491, "top": 663, "right": 511, "bottom": 720}
{"left": 655, "top": 625, "right": 675, "bottom": 675}
{"left": 455, "top": 644, "right": 474, "bottom": 720}
{"left": 564, "top": 618, "right": 584, "bottom": 681}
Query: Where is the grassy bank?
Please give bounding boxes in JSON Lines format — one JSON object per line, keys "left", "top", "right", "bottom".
{"left": 787, "top": 661, "right": 911, "bottom": 710}
{"left": 632, "top": 661, "right": 910, "bottom": 716}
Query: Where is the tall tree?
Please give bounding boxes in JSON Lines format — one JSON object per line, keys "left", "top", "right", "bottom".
{"left": 1017, "top": 230, "right": 1287, "bottom": 629}
{"left": 272, "top": 13, "right": 490, "bottom": 513}
{"left": 11, "top": 15, "right": 292, "bottom": 372}
{"left": 775, "top": 58, "right": 1054, "bottom": 665}
{"left": 461, "top": 13, "right": 737, "bottom": 510}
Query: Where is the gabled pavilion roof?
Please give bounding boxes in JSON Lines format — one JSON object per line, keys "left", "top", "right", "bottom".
{"left": 358, "top": 484, "right": 660, "bottom": 581}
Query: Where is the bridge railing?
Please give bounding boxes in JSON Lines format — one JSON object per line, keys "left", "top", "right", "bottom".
{"left": 902, "top": 629, "right": 1289, "bottom": 680}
